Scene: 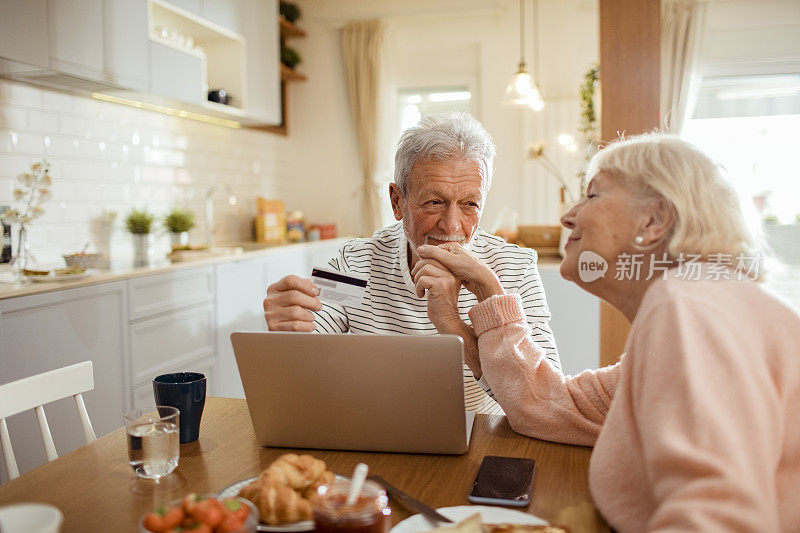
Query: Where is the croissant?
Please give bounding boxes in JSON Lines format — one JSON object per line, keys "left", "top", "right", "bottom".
{"left": 302, "top": 469, "right": 335, "bottom": 501}
{"left": 263, "top": 453, "right": 327, "bottom": 491}
{"left": 238, "top": 454, "right": 335, "bottom": 525}
{"left": 240, "top": 477, "right": 313, "bottom": 525}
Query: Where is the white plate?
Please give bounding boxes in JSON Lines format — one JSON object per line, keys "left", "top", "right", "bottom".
{"left": 24, "top": 269, "right": 94, "bottom": 282}
{"left": 218, "top": 474, "right": 347, "bottom": 532}
{"left": 390, "top": 505, "right": 547, "bottom": 533}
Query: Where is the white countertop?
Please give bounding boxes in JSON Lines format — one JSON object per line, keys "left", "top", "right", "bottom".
{"left": 0, "top": 238, "right": 351, "bottom": 301}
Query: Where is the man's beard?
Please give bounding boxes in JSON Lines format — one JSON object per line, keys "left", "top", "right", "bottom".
{"left": 401, "top": 216, "right": 474, "bottom": 253}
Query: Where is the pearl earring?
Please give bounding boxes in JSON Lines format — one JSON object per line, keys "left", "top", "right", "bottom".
{"left": 634, "top": 236, "right": 644, "bottom": 245}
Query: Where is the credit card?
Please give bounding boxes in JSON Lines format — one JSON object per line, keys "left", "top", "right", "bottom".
{"left": 311, "top": 267, "right": 368, "bottom": 308}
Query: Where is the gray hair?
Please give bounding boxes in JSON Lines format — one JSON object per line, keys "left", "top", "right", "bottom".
{"left": 394, "top": 112, "right": 496, "bottom": 196}
{"left": 587, "top": 133, "right": 765, "bottom": 279}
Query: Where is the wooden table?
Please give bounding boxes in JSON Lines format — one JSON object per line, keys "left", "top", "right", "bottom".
{"left": 0, "top": 398, "right": 610, "bottom": 532}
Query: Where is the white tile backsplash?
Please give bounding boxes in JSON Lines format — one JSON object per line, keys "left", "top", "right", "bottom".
{"left": 27, "top": 110, "right": 59, "bottom": 131}
{"left": 0, "top": 79, "right": 280, "bottom": 266}
{"left": 0, "top": 106, "right": 27, "bottom": 129}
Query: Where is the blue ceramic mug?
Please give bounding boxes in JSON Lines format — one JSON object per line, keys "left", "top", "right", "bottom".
{"left": 153, "top": 372, "right": 206, "bottom": 443}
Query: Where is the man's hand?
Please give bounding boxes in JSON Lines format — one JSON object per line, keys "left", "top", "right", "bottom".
{"left": 415, "top": 243, "right": 504, "bottom": 302}
{"left": 411, "top": 255, "right": 483, "bottom": 377}
{"left": 411, "top": 257, "right": 464, "bottom": 333}
{"left": 263, "top": 275, "right": 322, "bottom": 332}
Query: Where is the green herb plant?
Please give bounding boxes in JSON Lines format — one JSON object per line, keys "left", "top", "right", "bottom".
{"left": 164, "top": 208, "right": 195, "bottom": 233}
{"left": 125, "top": 209, "right": 156, "bottom": 235}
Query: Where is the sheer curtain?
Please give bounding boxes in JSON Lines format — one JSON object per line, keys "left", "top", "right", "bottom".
{"left": 342, "top": 19, "right": 384, "bottom": 236}
{"left": 661, "top": 0, "right": 707, "bottom": 133}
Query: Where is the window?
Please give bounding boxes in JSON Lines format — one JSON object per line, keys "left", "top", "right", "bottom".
{"left": 379, "top": 87, "right": 473, "bottom": 226}
{"left": 683, "top": 75, "right": 800, "bottom": 224}
{"left": 397, "top": 87, "right": 472, "bottom": 134}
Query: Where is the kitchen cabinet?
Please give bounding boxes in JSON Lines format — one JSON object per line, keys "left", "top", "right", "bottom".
{"left": 214, "top": 241, "right": 345, "bottom": 398}
{"left": 0, "top": 0, "right": 49, "bottom": 69}
{"left": 215, "top": 258, "right": 268, "bottom": 398}
{"left": 203, "top": 0, "right": 244, "bottom": 34}
{"left": 0, "top": 239, "right": 349, "bottom": 481}
{"left": 47, "top": 0, "right": 105, "bottom": 81}
{"left": 0, "top": 281, "right": 128, "bottom": 484}
{"left": 166, "top": 0, "right": 203, "bottom": 18}
{"left": 0, "top": 0, "right": 148, "bottom": 91}
{"left": 127, "top": 266, "right": 217, "bottom": 404}
{"left": 104, "top": 0, "right": 150, "bottom": 91}
{"left": 0, "top": 0, "right": 281, "bottom": 126}
{"left": 241, "top": 0, "right": 281, "bottom": 124}
{"left": 128, "top": 266, "right": 215, "bottom": 320}
{"left": 148, "top": 41, "right": 206, "bottom": 105}
{"left": 538, "top": 268, "right": 600, "bottom": 375}
{"left": 49, "top": 0, "right": 149, "bottom": 89}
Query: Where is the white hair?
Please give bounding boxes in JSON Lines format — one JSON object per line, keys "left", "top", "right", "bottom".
{"left": 587, "top": 133, "right": 765, "bottom": 279}
{"left": 394, "top": 112, "right": 496, "bottom": 196}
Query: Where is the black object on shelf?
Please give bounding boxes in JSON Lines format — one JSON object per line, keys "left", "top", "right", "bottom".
{"left": 208, "top": 89, "right": 230, "bottom": 105}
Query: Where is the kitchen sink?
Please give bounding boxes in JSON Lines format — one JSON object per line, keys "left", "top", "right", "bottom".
{"left": 167, "top": 242, "right": 288, "bottom": 262}
{"left": 167, "top": 246, "right": 244, "bottom": 262}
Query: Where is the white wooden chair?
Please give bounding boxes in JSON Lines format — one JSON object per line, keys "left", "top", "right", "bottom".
{"left": 0, "top": 361, "right": 97, "bottom": 481}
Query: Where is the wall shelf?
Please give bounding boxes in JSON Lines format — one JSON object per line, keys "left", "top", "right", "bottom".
{"left": 280, "top": 64, "right": 307, "bottom": 82}
{"left": 148, "top": 0, "right": 247, "bottom": 112}
{"left": 279, "top": 17, "right": 307, "bottom": 39}
{"left": 253, "top": 13, "right": 307, "bottom": 135}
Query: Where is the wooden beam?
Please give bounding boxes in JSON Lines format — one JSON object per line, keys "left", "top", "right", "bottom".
{"left": 598, "top": 0, "right": 661, "bottom": 367}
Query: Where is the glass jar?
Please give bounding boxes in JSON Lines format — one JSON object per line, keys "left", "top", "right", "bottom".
{"left": 313, "top": 479, "right": 391, "bottom": 533}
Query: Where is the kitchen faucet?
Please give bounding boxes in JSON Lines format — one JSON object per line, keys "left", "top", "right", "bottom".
{"left": 205, "top": 184, "right": 237, "bottom": 248}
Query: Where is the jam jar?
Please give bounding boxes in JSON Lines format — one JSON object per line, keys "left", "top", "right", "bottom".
{"left": 313, "top": 479, "right": 391, "bottom": 533}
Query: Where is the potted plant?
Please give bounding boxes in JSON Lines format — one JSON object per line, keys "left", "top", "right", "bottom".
{"left": 125, "top": 209, "right": 156, "bottom": 266}
{"left": 279, "top": 1, "right": 302, "bottom": 23}
{"left": 164, "top": 208, "right": 195, "bottom": 248}
{"left": 281, "top": 46, "right": 302, "bottom": 70}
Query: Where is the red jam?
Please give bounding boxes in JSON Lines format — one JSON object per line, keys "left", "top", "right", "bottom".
{"left": 313, "top": 480, "right": 391, "bottom": 533}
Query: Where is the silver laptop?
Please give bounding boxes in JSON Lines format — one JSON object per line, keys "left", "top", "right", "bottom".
{"left": 230, "top": 332, "right": 475, "bottom": 454}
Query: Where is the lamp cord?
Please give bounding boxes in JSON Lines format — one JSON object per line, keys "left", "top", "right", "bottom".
{"left": 533, "top": 0, "right": 539, "bottom": 81}
{"left": 519, "top": 0, "right": 525, "bottom": 65}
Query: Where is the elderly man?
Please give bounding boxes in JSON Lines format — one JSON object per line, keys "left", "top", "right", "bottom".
{"left": 263, "top": 112, "right": 560, "bottom": 414}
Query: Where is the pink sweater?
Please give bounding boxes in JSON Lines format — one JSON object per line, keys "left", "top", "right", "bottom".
{"left": 469, "top": 273, "right": 800, "bottom": 532}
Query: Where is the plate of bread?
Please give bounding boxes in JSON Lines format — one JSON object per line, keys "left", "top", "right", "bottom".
{"left": 219, "top": 453, "right": 343, "bottom": 532}
{"left": 23, "top": 266, "right": 92, "bottom": 282}
{"left": 390, "top": 506, "right": 564, "bottom": 533}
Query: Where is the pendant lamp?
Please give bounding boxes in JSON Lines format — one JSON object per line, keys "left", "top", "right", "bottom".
{"left": 503, "top": 0, "right": 545, "bottom": 111}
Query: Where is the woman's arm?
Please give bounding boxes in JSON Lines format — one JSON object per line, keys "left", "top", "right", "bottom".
{"left": 470, "top": 294, "right": 619, "bottom": 446}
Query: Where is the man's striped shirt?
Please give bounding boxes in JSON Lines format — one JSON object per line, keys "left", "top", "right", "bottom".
{"left": 312, "top": 222, "right": 561, "bottom": 414}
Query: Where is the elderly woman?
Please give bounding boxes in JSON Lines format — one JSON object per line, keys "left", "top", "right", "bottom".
{"left": 412, "top": 133, "right": 800, "bottom": 531}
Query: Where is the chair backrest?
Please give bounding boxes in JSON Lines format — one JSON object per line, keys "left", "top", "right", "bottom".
{"left": 0, "top": 361, "right": 97, "bottom": 481}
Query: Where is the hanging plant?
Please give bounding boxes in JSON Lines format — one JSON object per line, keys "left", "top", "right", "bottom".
{"left": 578, "top": 64, "right": 599, "bottom": 139}
{"left": 577, "top": 64, "right": 600, "bottom": 189}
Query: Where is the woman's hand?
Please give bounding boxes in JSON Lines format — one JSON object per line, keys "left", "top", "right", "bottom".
{"left": 413, "top": 243, "right": 504, "bottom": 302}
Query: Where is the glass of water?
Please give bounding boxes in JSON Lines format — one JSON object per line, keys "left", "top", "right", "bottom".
{"left": 125, "top": 406, "right": 180, "bottom": 479}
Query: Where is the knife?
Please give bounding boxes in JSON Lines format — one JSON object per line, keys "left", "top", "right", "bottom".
{"left": 368, "top": 474, "right": 453, "bottom": 524}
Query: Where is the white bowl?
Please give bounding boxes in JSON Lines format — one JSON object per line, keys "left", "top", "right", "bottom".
{"left": 0, "top": 503, "right": 63, "bottom": 533}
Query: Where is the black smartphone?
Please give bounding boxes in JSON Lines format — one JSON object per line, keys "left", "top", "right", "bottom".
{"left": 468, "top": 455, "right": 536, "bottom": 507}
